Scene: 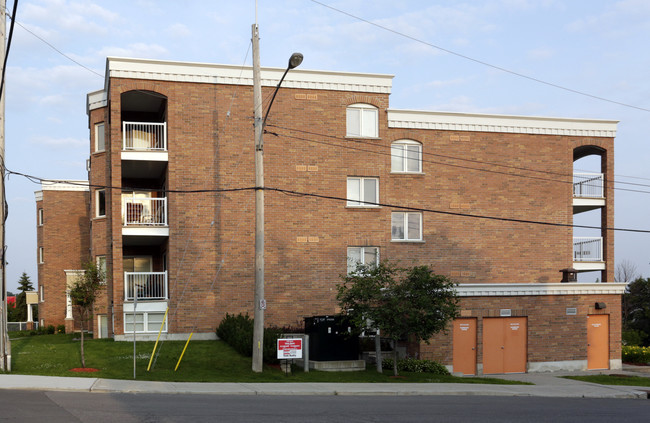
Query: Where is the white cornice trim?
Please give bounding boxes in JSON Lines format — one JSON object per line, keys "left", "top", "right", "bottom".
{"left": 34, "top": 191, "right": 43, "bottom": 202}
{"left": 387, "top": 109, "right": 618, "bottom": 137}
{"left": 105, "top": 57, "right": 393, "bottom": 94}
{"left": 87, "top": 89, "right": 108, "bottom": 113}
{"left": 456, "top": 283, "right": 626, "bottom": 297}
{"left": 40, "top": 180, "right": 89, "bottom": 192}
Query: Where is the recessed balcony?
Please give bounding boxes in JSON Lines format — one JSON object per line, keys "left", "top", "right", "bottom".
{"left": 122, "top": 196, "right": 169, "bottom": 239}
{"left": 573, "top": 173, "right": 605, "bottom": 214}
{"left": 573, "top": 237, "right": 605, "bottom": 271}
{"left": 124, "top": 271, "right": 168, "bottom": 301}
{"left": 121, "top": 122, "right": 168, "bottom": 179}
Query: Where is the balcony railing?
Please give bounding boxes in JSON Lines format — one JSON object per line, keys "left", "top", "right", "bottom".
{"left": 573, "top": 237, "right": 603, "bottom": 262}
{"left": 573, "top": 173, "right": 604, "bottom": 198}
{"left": 125, "top": 271, "right": 168, "bottom": 301}
{"left": 122, "top": 197, "right": 167, "bottom": 226}
{"left": 123, "top": 121, "right": 167, "bottom": 151}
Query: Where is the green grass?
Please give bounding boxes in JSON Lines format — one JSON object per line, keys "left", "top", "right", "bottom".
{"left": 564, "top": 375, "right": 650, "bottom": 387}
{"left": 3, "top": 334, "right": 524, "bottom": 384}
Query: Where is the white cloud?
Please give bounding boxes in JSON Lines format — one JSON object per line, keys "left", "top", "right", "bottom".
{"left": 97, "top": 43, "right": 169, "bottom": 59}
{"left": 527, "top": 47, "right": 554, "bottom": 60}
{"left": 31, "top": 136, "right": 86, "bottom": 148}
{"left": 168, "top": 23, "right": 191, "bottom": 38}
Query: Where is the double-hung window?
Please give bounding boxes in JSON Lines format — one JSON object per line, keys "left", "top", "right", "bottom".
{"left": 391, "top": 212, "right": 422, "bottom": 241}
{"left": 347, "top": 177, "right": 378, "bottom": 207}
{"left": 38, "top": 208, "right": 44, "bottom": 226}
{"left": 346, "top": 104, "right": 378, "bottom": 138}
{"left": 95, "top": 122, "right": 105, "bottom": 152}
{"left": 96, "top": 189, "right": 106, "bottom": 218}
{"left": 347, "top": 246, "right": 379, "bottom": 274}
{"left": 391, "top": 140, "right": 422, "bottom": 173}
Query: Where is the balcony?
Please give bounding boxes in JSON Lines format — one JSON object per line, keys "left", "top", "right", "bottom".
{"left": 573, "top": 173, "right": 605, "bottom": 214}
{"left": 573, "top": 237, "right": 605, "bottom": 271}
{"left": 123, "top": 122, "right": 167, "bottom": 151}
{"left": 124, "top": 271, "right": 168, "bottom": 301}
{"left": 122, "top": 196, "right": 169, "bottom": 240}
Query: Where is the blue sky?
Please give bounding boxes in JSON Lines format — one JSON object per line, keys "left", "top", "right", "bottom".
{"left": 4, "top": 0, "right": 650, "bottom": 291}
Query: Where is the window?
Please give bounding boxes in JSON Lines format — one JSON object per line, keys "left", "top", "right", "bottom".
{"left": 96, "top": 189, "right": 106, "bottom": 217}
{"left": 39, "top": 285, "right": 44, "bottom": 302}
{"left": 95, "top": 122, "right": 105, "bottom": 152}
{"left": 39, "top": 247, "right": 44, "bottom": 264}
{"left": 38, "top": 208, "right": 44, "bottom": 226}
{"left": 96, "top": 255, "right": 107, "bottom": 284}
{"left": 347, "top": 177, "right": 378, "bottom": 207}
{"left": 346, "top": 104, "right": 378, "bottom": 138}
{"left": 391, "top": 212, "right": 422, "bottom": 241}
{"left": 347, "top": 246, "right": 379, "bottom": 274}
{"left": 124, "top": 312, "right": 167, "bottom": 333}
{"left": 391, "top": 140, "right": 422, "bottom": 173}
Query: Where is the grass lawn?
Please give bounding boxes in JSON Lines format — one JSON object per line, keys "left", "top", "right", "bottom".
{"left": 564, "top": 374, "right": 650, "bottom": 387}
{"left": 3, "top": 334, "right": 525, "bottom": 384}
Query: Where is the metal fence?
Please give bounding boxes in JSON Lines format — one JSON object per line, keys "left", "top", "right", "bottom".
{"left": 7, "top": 322, "right": 39, "bottom": 332}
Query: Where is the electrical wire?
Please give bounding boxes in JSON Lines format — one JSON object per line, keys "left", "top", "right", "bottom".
{"left": 311, "top": 0, "right": 650, "bottom": 114}
{"left": 0, "top": 0, "right": 18, "bottom": 99}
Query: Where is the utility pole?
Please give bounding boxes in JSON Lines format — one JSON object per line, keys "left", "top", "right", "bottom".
{"left": 0, "top": 0, "right": 10, "bottom": 372}
{"left": 251, "top": 22, "right": 265, "bottom": 373}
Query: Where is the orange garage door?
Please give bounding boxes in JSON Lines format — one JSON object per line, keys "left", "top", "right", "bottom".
{"left": 483, "top": 317, "right": 527, "bottom": 374}
{"left": 453, "top": 318, "right": 477, "bottom": 375}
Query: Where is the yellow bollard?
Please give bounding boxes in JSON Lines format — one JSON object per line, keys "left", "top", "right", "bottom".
{"left": 174, "top": 332, "right": 193, "bottom": 372}
{"left": 147, "top": 308, "right": 169, "bottom": 372}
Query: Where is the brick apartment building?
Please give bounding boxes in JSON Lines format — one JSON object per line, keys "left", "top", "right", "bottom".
{"left": 35, "top": 57, "right": 625, "bottom": 374}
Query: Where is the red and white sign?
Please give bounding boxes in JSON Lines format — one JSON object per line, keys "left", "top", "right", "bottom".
{"left": 277, "top": 338, "right": 303, "bottom": 359}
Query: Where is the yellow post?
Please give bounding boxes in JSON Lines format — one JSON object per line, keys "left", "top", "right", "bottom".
{"left": 147, "top": 308, "right": 168, "bottom": 372}
{"left": 174, "top": 332, "right": 193, "bottom": 372}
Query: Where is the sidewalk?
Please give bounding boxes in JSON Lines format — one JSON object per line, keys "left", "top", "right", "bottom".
{"left": 1, "top": 368, "right": 649, "bottom": 398}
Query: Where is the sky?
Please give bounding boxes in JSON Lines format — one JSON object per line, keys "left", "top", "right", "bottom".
{"left": 3, "top": 0, "right": 650, "bottom": 292}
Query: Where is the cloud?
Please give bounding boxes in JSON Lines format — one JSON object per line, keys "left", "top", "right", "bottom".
{"left": 97, "top": 43, "right": 169, "bottom": 59}
{"left": 168, "top": 23, "right": 191, "bottom": 38}
{"left": 527, "top": 47, "right": 554, "bottom": 60}
{"left": 31, "top": 136, "right": 86, "bottom": 148}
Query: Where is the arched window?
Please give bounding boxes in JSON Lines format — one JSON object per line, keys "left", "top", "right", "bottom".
{"left": 391, "top": 140, "right": 422, "bottom": 173}
{"left": 346, "top": 103, "right": 378, "bottom": 138}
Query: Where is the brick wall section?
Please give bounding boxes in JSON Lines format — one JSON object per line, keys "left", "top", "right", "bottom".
{"left": 37, "top": 189, "right": 89, "bottom": 328}
{"left": 420, "top": 294, "right": 622, "bottom": 366}
{"left": 83, "top": 70, "right": 617, "bottom": 350}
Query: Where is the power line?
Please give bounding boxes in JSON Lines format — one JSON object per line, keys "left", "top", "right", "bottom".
{"left": 311, "top": 0, "right": 650, "bottom": 114}
{"left": 0, "top": 0, "right": 18, "bottom": 99}
{"left": 266, "top": 124, "right": 650, "bottom": 195}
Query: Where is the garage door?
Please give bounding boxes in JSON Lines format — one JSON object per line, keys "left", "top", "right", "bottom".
{"left": 483, "top": 317, "right": 527, "bottom": 374}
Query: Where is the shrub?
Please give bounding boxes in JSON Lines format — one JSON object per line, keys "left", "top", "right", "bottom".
{"left": 381, "top": 357, "right": 450, "bottom": 374}
{"left": 216, "top": 313, "right": 286, "bottom": 364}
{"left": 622, "top": 329, "right": 647, "bottom": 346}
{"left": 56, "top": 324, "right": 66, "bottom": 334}
{"left": 622, "top": 345, "right": 650, "bottom": 364}
{"left": 45, "top": 325, "right": 55, "bottom": 334}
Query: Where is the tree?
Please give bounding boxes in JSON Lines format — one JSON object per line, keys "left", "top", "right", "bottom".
{"left": 616, "top": 260, "right": 639, "bottom": 283}
{"left": 623, "top": 277, "right": 650, "bottom": 346}
{"left": 13, "top": 272, "right": 34, "bottom": 321}
{"left": 337, "top": 262, "right": 459, "bottom": 376}
{"left": 69, "top": 261, "right": 104, "bottom": 368}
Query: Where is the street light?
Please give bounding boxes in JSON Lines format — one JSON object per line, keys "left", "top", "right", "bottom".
{"left": 251, "top": 23, "right": 303, "bottom": 372}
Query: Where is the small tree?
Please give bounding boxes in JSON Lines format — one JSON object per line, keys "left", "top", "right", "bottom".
{"left": 338, "top": 262, "right": 459, "bottom": 376}
{"left": 69, "top": 261, "right": 104, "bottom": 368}
{"left": 14, "top": 272, "right": 34, "bottom": 321}
{"left": 616, "top": 260, "right": 639, "bottom": 283}
{"left": 623, "top": 277, "right": 650, "bottom": 346}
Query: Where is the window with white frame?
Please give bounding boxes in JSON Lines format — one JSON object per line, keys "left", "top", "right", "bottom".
{"left": 38, "top": 208, "right": 44, "bottom": 226}
{"left": 39, "top": 247, "right": 44, "bottom": 264}
{"left": 124, "top": 312, "right": 167, "bottom": 333}
{"left": 39, "top": 285, "right": 44, "bottom": 302}
{"left": 391, "top": 140, "right": 422, "bottom": 173}
{"left": 391, "top": 212, "right": 422, "bottom": 241}
{"left": 347, "top": 177, "right": 378, "bottom": 207}
{"left": 95, "top": 122, "right": 105, "bottom": 152}
{"left": 347, "top": 246, "right": 379, "bottom": 274}
{"left": 346, "top": 103, "right": 378, "bottom": 138}
{"left": 96, "top": 255, "right": 107, "bottom": 284}
{"left": 96, "top": 189, "right": 106, "bottom": 217}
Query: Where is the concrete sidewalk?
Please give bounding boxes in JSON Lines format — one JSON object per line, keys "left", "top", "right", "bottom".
{"left": 1, "top": 368, "right": 649, "bottom": 398}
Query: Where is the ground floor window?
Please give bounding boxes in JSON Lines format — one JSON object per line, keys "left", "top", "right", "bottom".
{"left": 347, "top": 246, "right": 379, "bottom": 274}
{"left": 124, "top": 311, "right": 167, "bottom": 333}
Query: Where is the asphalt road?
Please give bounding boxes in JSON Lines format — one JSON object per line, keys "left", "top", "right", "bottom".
{"left": 1, "top": 391, "right": 650, "bottom": 422}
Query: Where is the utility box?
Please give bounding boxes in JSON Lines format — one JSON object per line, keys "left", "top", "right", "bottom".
{"left": 304, "top": 315, "right": 358, "bottom": 361}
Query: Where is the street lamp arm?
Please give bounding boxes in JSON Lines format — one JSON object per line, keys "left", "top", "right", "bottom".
{"left": 262, "top": 53, "right": 303, "bottom": 128}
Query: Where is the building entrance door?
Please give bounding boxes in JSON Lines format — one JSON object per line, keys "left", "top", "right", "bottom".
{"left": 453, "top": 318, "right": 477, "bottom": 375}
{"left": 483, "top": 317, "right": 527, "bottom": 374}
{"left": 587, "top": 314, "right": 609, "bottom": 370}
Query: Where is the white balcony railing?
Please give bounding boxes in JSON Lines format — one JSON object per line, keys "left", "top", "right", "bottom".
{"left": 123, "top": 121, "right": 167, "bottom": 151}
{"left": 122, "top": 197, "right": 167, "bottom": 226}
{"left": 573, "top": 237, "right": 603, "bottom": 262}
{"left": 573, "top": 173, "right": 604, "bottom": 198}
{"left": 125, "top": 271, "right": 168, "bottom": 301}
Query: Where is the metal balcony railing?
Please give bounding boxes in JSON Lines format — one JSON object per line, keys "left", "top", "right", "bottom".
{"left": 124, "top": 271, "right": 168, "bottom": 301}
{"left": 573, "top": 237, "right": 603, "bottom": 262}
{"left": 122, "top": 121, "right": 167, "bottom": 151}
{"left": 573, "top": 173, "right": 604, "bottom": 198}
{"left": 122, "top": 197, "right": 167, "bottom": 226}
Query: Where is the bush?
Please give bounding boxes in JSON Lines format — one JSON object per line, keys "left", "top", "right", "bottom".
{"left": 216, "top": 313, "right": 286, "bottom": 364}
{"left": 45, "top": 325, "right": 55, "bottom": 334}
{"left": 622, "top": 345, "right": 650, "bottom": 364}
{"left": 622, "top": 329, "right": 647, "bottom": 346}
{"left": 56, "top": 324, "right": 66, "bottom": 334}
{"left": 381, "top": 357, "right": 450, "bottom": 374}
